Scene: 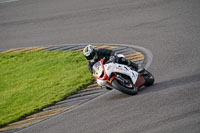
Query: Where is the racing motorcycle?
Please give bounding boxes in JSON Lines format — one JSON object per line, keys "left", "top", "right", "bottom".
{"left": 92, "top": 55, "right": 154, "bottom": 95}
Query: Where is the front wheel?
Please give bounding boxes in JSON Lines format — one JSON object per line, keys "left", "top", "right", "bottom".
{"left": 111, "top": 79, "right": 138, "bottom": 95}
{"left": 105, "top": 86, "right": 112, "bottom": 90}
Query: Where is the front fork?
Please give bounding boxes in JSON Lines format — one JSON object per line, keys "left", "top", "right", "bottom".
{"left": 107, "top": 73, "right": 145, "bottom": 89}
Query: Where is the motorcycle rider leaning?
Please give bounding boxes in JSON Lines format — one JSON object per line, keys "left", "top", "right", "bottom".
{"left": 83, "top": 45, "right": 139, "bottom": 73}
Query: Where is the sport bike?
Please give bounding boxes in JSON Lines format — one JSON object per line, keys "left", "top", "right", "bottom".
{"left": 92, "top": 56, "right": 154, "bottom": 95}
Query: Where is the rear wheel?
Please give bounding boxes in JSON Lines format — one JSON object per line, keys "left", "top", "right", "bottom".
{"left": 142, "top": 70, "right": 154, "bottom": 86}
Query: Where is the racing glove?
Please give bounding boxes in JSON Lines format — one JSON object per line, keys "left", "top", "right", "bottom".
{"left": 109, "top": 56, "right": 117, "bottom": 63}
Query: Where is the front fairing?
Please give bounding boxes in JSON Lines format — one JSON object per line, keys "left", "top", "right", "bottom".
{"left": 92, "top": 61, "right": 103, "bottom": 78}
{"left": 92, "top": 60, "right": 107, "bottom": 86}
{"left": 104, "top": 63, "right": 138, "bottom": 84}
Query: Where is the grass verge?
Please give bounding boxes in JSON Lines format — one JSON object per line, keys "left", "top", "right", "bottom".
{"left": 0, "top": 50, "right": 93, "bottom": 127}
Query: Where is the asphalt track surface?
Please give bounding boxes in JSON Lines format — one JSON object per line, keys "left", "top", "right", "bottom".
{"left": 1, "top": 0, "right": 200, "bottom": 133}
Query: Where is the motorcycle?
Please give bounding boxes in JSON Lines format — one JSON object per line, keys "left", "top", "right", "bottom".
{"left": 92, "top": 55, "right": 154, "bottom": 95}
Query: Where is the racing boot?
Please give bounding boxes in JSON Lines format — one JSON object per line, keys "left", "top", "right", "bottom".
{"left": 128, "top": 60, "right": 146, "bottom": 74}
{"left": 127, "top": 60, "right": 139, "bottom": 71}
{"left": 138, "top": 68, "right": 146, "bottom": 74}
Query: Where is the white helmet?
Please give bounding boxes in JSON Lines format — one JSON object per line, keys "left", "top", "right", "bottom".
{"left": 83, "top": 45, "right": 96, "bottom": 60}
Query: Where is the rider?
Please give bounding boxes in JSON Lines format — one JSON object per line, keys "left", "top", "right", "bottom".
{"left": 83, "top": 45, "right": 139, "bottom": 73}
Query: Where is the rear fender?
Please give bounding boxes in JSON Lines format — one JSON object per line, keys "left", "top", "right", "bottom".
{"left": 135, "top": 75, "right": 145, "bottom": 88}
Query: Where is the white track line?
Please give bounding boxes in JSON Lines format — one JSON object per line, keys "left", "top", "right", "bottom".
{"left": 0, "top": 0, "right": 18, "bottom": 4}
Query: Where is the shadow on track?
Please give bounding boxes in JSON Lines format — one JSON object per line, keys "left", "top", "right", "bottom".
{"left": 139, "top": 73, "right": 200, "bottom": 95}
{"left": 103, "top": 73, "right": 200, "bottom": 100}
{"left": 108, "top": 91, "right": 131, "bottom": 100}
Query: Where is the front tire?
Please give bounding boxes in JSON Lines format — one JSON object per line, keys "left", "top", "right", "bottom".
{"left": 105, "top": 86, "right": 112, "bottom": 90}
{"left": 111, "top": 79, "right": 138, "bottom": 95}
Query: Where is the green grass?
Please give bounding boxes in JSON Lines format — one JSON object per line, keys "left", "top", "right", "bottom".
{"left": 0, "top": 50, "right": 93, "bottom": 127}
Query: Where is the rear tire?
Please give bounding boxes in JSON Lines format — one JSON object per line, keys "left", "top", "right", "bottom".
{"left": 143, "top": 70, "right": 154, "bottom": 86}
{"left": 111, "top": 79, "right": 138, "bottom": 95}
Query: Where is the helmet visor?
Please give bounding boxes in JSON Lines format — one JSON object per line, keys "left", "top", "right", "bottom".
{"left": 85, "top": 50, "right": 95, "bottom": 60}
{"left": 86, "top": 54, "right": 94, "bottom": 60}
